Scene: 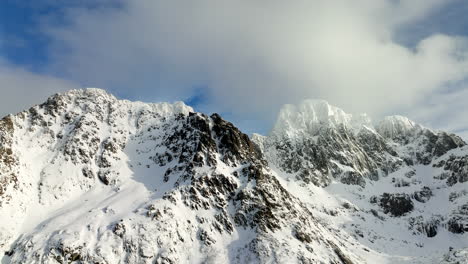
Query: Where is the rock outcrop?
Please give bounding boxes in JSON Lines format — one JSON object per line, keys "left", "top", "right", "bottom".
{"left": 1, "top": 91, "right": 467, "bottom": 264}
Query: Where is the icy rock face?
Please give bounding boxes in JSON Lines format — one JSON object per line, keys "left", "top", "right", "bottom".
{"left": 376, "top": 115, "right": 421, "bottom": 140}
{"left": 258, "top": 100, "right": 403, "bottom": 187}
{"left": 1, "top": 91, "right": 468, "bottom": 264}
{"left": 256, "top": 100, "right": 465, "bottom": 188}
{"left": 0, "top": 89, "right": 363, "bottom": 264}
{"left": 271, "top": 100, "right": 371, "bottom": 138}
{"left": 441, "top": 248, "right": 468, "bottom": 264}
{"left": 371, "top": 193, "right": 414, "bottom": 217}
{"left": 0, "top": 115, "right": 18, "bottom": 205}
{"left": 376, "top": 115, "right": 466, "bottom": 165}
{"left": 434, "top": 154, "right": 468, "bottom": 186}
{"left": 253, "top": 99, "right": 468, "bottom": 263}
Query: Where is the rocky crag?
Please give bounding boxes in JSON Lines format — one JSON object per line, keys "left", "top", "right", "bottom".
{"left": 0, "top": 90, "right": 467, "bottom": 263}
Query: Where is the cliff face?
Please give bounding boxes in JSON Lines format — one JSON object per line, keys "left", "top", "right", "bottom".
{"left": 254, "top": 99, "right": 468, "bottom": 263}
{"left": 0, "top": 89, "right": 467, "bottom": 263}
{"left": 256, "top": 100, "right": 465, "bottom": 188}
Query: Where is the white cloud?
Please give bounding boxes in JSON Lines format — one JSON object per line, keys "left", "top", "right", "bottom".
{"left": 407, "top": 85, "right": 468, "bottom": 139}
{"left": 16, "top": 0, "right": 468, "bottom": 135}
{"left": 0, "top": 59, "right": 79, "bottom": 117}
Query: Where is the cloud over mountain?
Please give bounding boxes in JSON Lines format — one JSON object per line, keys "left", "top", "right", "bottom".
{"left": 1, "top": 0, "right": 468, "bottom": 135}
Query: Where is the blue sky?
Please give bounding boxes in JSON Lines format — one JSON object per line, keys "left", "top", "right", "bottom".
{"left": 1, "top": 0, "right": 468, "bottom": 136}
{"left": 0, "top": 1, "right": 122, "bottom": 72}
{"left": 1, "top": 2, "right": 49, "bottom": 70}
{"left": 394, "top": 1, "right": 468, "bottom": 46}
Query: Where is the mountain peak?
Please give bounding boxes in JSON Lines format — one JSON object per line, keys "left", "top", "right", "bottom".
{"left": 2, "top": 90, "right": 468, "bottom": 263}
{"left": 271, "top": 99, "right": 371, "bottom": 137}
{"left": 376, "top": 115, "right": 423, "bottom": 139}
{"left": 61, "top": 87, "right": 116, "bottom": 99}
{"left": 41, "top": 88, "right": 194, "bottom": 119}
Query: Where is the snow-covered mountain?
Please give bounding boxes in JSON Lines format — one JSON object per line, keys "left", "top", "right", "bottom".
{"left": 0, "top": 89, "right": 467, "bottom": 263}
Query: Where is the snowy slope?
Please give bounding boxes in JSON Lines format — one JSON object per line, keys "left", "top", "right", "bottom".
{"left": 254, "top": 100, "right": 468, "bottom": 263}
{"left": 0, "top": 89, "right": 365, "bottom": 263}
{"left": 0, "top": 90, "right": 467, "bottom": 263}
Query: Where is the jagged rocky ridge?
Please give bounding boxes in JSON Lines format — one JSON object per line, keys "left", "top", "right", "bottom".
{"left": 253, "top": 99, "right": 468, "bottom": 263}
{"left": 254, "top": 100, "right": 465, "bottom": 187}
{"left": 0, "top": 90, "right": 363, "bottom": 264}
{"left": 0, "top": 90, "right": 467, "bottom": 263}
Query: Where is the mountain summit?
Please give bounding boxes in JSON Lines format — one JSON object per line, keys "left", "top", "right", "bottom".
{"left": 0, "top": 89, "right": 467, "bottom": 263}
{"left": 271, "top": 99, "right": 372, "bottom": 138}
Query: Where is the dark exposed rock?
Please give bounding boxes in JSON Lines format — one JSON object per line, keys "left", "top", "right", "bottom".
{"left": 113, "top": 221, "right": 126, "bottom": 238}
{"left": 40, "top": 93, "right": 70, "bottom": 118}
{"left": 449, "top": 190, "right": 468, "bottom": 202}
{"left": 0, "top": 115, "right": 19, "bottom": 203}
{"left": 356, "top": 127, "right": 403, "bottom": 175}
{"left": 447, "top": 204, "right": 468, "bottom": 234}
{"left": 0, "top": 116, "right": 16, "bottom": 169}
{"left": 48, "top": 242, "right": 86, "bottom": 263}
{"left": 340, "top": 171, "right": 366, "bottom": 187}
{"left": 272, "top": 137, "right": 330, "bottom": 186}
{"left": 329, "top": 241, "right": 355, "bottom": 264}
{"left": 434, "top": 172, "right": 450, "bottom": 180}
{"left": 81, "top": 167, "right": 95, "bottom": 179}
{"left": 294, "top": 230, "right": 313, "bottom": 243}
{"left": 413, "top": 187, "right": 432, "bottom": 203}
{"left": 405, "top": 170, "right": 416, "bottom": 178}
{"left": 408, "top": 216, "right": 442, "bottom": 237}
{"left": 424, "top": 224, "right": 438, "bottom": 237}
{"left": 263, "top": 125, "right": 392, "bottom": 187}
{"left": 0, "top": 115, "right": 14, "bottom": 133}
{"left": 342, "top": 202, "right": 352, "bottom": 210}
{"left": 440, "top": 155, "right": 468, "bottom": 186}
{"left": 433, "top": 132, "right": 466, "bottom": 158}
{"left": 97, "top": 171, "right": 110, "bottom": 185}
{"left": 377, "top": 193, "right": 414, "bottom": 217}
{"left": 257, "top": 113, "right": 462, "bottom": 189}
{"left": 198, "top": 229, "right": 216, "bottom": 246}
{"left": 447, "top": 218, "right": 466, "bottom": 234}
{"left": 4, "top": 90, "right": 468, "bottom": 263}
{"left": 369, "top": 209, "right": 385, "bottom": 221}
{"left": 211, "top": 113, "right": 263, "bottom": 166}
{"left": 377, "top": 118, "right": 465, "bottom": 165}
{"left": 140, "top": 110, "right": 329, "bottom": 256}
{"left": 405, "top": 130, "right": 464, "bottom": 165}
